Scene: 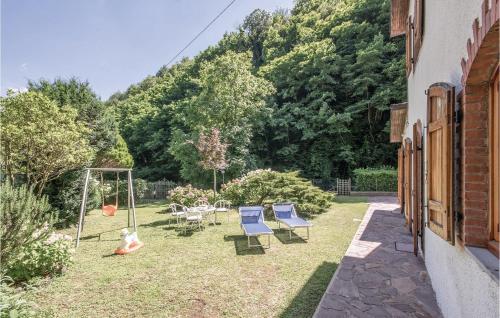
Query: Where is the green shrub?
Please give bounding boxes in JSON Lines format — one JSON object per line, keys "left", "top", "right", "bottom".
{"left": 0, "top": 182, "right": 53, "bottom": 267}
{"left": 352, "top": 167, "right": 397, "bottom": 192}
{"left": 0, "top": 277, "right": 36, "bottom": 317}
{"left": 5, "top": 233, "right": 74, "bottom": 282}
{"left": 167, "top": 185, "right": 213, "bottom": 206}
{"left": 44, "top": 171, "right": 101, "bottom": 227}
{"left": 221, "top": 169, "right": 333, "bottom": 215}
{"left": 1, "top": 182, "right": 73, "bottom": 283}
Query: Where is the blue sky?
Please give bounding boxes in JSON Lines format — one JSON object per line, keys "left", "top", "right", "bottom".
{"left": 1, "top": 0, "right": 294, "bottom": 99}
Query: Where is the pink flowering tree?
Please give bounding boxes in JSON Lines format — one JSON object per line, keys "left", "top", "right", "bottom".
{"left": 193, "top": 128, "right": 229, "bottom": 198}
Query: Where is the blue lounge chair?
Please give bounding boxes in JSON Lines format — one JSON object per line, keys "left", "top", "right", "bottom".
{"left": 272, "top": 203, "right": 312, "bottom": 240}
{"left": 239, "top": 206, "right": 273, "bottom": 248}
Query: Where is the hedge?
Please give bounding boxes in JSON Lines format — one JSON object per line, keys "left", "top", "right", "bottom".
{"left": 352, "top": 167, "right": 397, "bottom": 192}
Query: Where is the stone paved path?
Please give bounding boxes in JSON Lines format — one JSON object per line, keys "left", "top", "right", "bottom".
{"left": 314, "top": 197, "right": 442, "bottom": 318}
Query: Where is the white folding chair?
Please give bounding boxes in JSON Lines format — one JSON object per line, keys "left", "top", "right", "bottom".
{"left": 214, "top": 200, "right": 231, "bottom": 223}
{"left": 169, "top": 203, "right": 187, "bottom": 226}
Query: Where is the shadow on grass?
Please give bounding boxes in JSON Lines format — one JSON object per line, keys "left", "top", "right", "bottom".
{"left": 139, "top": 219, "right": 177, "bottom": 230}
{"left": 80, "top": 228, "right": 123, "bottom": 242}
{"left": 279, "top": 261, "right": 338, "bottom": 318}
{"left": 223, "top": 235, "right": 265, "bottom": 255}
{"left": 102, "top": 253, "right": 119, "bottom": 258}
{"left": 135, "top": 200, "right": 167, "bottom": 208}
{"left": 273, "top": 229, "right": 307, "bottom": 244}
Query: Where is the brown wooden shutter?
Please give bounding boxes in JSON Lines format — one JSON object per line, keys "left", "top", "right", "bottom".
{"left": 398, "top": 146, "right": 404, "bottom": 205}
{"left": 413, "top": 0, "right": 424, "bottom": 64}
{"left": 405, "top": 17, "right": 413, "bottom": 75}
{"left": 427, "top": 83, "right": 454, "bottom": 241}
{"left": 404, "top": 138, "right": 412, "bottom": 230}
{"left": 412, "top": 120, "right": 423, "bottom": 255}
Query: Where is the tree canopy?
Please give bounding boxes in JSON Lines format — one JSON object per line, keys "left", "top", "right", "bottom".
{"left": 0, "top": 91, "right": 94, "bottom": 193}
{"left": 111, "top": 0, "right": 404, "bottom": 186}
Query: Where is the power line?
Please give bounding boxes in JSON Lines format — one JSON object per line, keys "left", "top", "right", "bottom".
{"left": 165, "top": 0, "right": 239, "bottom": 67}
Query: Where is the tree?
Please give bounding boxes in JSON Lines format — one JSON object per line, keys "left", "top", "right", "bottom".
{"left": 0, "top": 91, "right": 94, "bottom": 193}
{"left": 242, "top": 9, "right": 272, "bottom": 67}
{"left": 113, "top": 0, "right": 404, "bottom": 183}
{"left": 28, "top": 78, "right": 117, "bottom": 153}
{"left": 95, "top": 134, "right": 134, "bottom": 168}
{"left": 192, "top": 128, "right": 229, "bottom": 197}
{"left": 169, "top": 51, "right": 274, "bottom": 185}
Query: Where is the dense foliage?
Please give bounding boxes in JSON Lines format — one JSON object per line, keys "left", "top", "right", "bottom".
{"left": 112, "top": 0, "right": 404, "bottom": 186}
{"left": 352, "top": 167, "right": 397, "bottom": 191}
{"left": 5, "top": 233, "right": 73, "bottom": 282}
{"left": 0, "top": 277, "right": 36, "bottom": 317}
{"left": 0, "top": 91, "right": 94, "bottom": 194}
{"left": 0, "top": 182, "right": 73, "bottom": 283}
{"left": 23, "top": 78, "right": 133, "bottom": 223}
{"left": 0, "top": 182, "right": 53, "bottom": 267}
{"left": 221, "top": 169, "right": 333, "bottom": 215}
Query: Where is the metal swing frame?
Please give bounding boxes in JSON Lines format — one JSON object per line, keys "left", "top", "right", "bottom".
{"left": 75, "top": 168, "right": 138, "bottom": 248}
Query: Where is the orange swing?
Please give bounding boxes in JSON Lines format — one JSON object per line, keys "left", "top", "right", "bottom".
{"left": 100, "top": 172, "right": 119, "bottom": 217}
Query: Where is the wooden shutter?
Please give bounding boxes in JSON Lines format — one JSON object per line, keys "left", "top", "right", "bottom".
{"left": 413, "top": 0, "right": 424, "bottom": 64}
{"left": 398, "top": 146, "right": 404, "bottom": 205}
{"left": 404, "top": 138, "right": 412, "bottom": 230}
{"left": 427, "top": 83, "right": 454, "bottom": 241}
{"left": 405, "top": 17, "right": 413, "bottom": 75}
{"left": 412, "top": 120, "right": 423, "bottom": 255}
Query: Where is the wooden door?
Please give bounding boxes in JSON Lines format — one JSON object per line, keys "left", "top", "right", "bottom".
{"left": 413, "top": 120, "right": 423, "bottom": 255}
{"left": 427, "top": 84, "right": 453, "bottom": 241}
{"left": 404, "top": 138, "right": 412, "bottom": 231}
{"left": 490, "top": 68, "right": 499, "bottom": 242}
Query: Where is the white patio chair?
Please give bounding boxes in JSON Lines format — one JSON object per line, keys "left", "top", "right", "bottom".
{"left": 194, "top": 198, "right": 209, "bottom": 207}
{"left": 169, "top": 203, "right": 187, "bottom": 226}
{"left": 214, "top": 200, "right": 231, "bottom": 223}
{"left": 182, "top": 207, "right": 203, "bottom": 234}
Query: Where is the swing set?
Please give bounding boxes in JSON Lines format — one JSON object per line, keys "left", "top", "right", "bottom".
{"left": 75, "top": 168, "right": 138, "bottom": 247}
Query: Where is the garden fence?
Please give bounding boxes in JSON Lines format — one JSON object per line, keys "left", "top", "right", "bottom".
{"left": 135, "top": 180, "right": 176, "bottom": 204}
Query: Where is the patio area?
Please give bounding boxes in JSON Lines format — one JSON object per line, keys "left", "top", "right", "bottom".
{"left": 314, "top": 197, "right": 442, "bottom": 317}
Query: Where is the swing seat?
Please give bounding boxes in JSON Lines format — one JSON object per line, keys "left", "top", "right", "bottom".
{"left": 102, "top": 205, "right": 118, "bottom": 217}
{"left": 114, "top": 241, "right": 144, "bottom": 255}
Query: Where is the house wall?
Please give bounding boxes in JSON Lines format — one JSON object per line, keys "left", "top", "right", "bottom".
{"left": 404, "top": 0, "right": 499, "bottom": 317}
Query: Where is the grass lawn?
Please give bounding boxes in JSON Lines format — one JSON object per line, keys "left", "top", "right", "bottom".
{"left": 27, "top": 197, "right": 368, "bottom": 317}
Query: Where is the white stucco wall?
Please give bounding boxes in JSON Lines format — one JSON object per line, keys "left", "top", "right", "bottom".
{"left": 403, "top": 1, "right": 499, "bottom": 317}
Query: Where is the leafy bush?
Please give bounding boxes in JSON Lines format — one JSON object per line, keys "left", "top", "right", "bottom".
{"left": 221, "top": 170, "right": 333, "bottom": 215}
{"left": 44, "top": 171, "right": 101, "bottom": 226}
{"left": 167, "top": 185, "right": 213, "bottom": 206}
{"left": 0, "top": 277, "right": 36, "bottom": 317}
{"left": 0, "top": 182, "right": 53, "bottom": 267}
{"left": 5, "top": 233, "right": 74, "bottom": 282}
{"left": 352, "top": 167, "right": 397, "bottom": 192}
{"left": 1, "top": 182, "right": 73, "bottom": 283}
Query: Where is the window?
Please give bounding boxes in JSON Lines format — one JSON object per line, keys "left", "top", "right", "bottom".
{"left": 413, "top": 0, "right": 424, "bottom": 65}
{"left": 427, "top": 83, "right": 454, "bottom": 242}
{"left": 489, "top": 67, "right": 499, "bottom": 252}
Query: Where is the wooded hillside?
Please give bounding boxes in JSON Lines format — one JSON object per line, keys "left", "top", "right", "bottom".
{"left": 109, "top": 0, "right": 406, "bottom": 186}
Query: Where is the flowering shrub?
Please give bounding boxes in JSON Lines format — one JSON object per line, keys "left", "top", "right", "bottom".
{"left": 5, "top": 232, "right": 74, "bottom": 282}
{"left": 167, "top": 184, "right": 213, "bottom": 206}
{"left": 221, "top": 170, "right": 333, "bottom": 215}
